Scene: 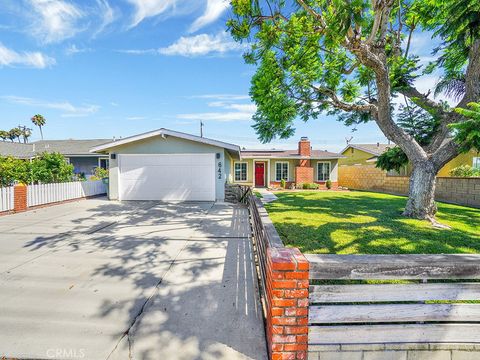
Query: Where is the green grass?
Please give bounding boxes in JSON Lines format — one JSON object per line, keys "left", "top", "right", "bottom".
{"left": 254, "top": 190, "right": 263, "bottom": 199}
{"left": 264, "top": 191, "right": 480, "bottom": 254}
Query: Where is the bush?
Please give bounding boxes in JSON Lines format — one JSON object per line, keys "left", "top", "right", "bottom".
{"left": 0, "top": 152, "right": 74, "bottom": 186}
{"left": 280, "top": 178, "right": 287, "bottom": 189}
{"left": 0, "top": 156, "right": 30, "bottom": 186}
{"left": 449, "top": 165, "right": 480, "bottom": 177}
{"left": 31, "top": 152, "right": 74, "bottom": 183}
{"left": 302, "top": 182, "right": 319, "bottom": 189}
{"left": 91, "top": 166, "right": 109, "bottom": 180}
{"left": 326, "top": 179, "right": 332, "bottom": 189}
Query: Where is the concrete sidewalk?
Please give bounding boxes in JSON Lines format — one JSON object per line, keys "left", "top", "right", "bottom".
{"left": 0, "top": 198, "right": 267, "bottom": 360}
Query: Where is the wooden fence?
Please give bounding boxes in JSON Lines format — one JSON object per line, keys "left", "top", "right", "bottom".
{"left": 307, "top": 254, "right": 480, "bottom": 346}
{"left": 27, "top": 180, "right": 107, "bottom": 207}
{"left": 0, "top": 186, "right": 14, "bottom": 212}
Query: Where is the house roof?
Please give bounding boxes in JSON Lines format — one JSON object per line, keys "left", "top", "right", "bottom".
{"left": 340, "top": 143, "right": 393, "bottom": 156}
{"left": 240, "top": 149, "right": 345, "bottom": 159}
{"left": 0, "top": 142, "right": 35, "bottom": 159}
{"left": 90, "top": 128, "right": 241, "bottom": 158}
{"left": 0, "top": 139, "right": 111, "bottom": 159}
{"left": 34, "top": 139, "right": 112, "bottom": 156}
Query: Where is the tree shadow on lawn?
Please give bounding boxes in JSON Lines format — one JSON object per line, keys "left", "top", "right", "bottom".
{"left": 265, "top": 192, "right": 480, "bottom": 254}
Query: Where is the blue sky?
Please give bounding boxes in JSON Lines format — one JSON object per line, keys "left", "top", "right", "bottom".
{"left": 0, "top": 0, "right": 441, "bottom": 151}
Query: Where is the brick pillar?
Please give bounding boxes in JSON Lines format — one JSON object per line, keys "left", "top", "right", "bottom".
{"left": 14, "top": 184, "right": 28, "bottom": 212}
{"left": 266, "top": 247, "right": 309, "bottom": 360}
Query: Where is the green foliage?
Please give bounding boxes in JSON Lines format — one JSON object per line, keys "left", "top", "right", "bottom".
{"left": 449, "top": 165, "right": 480, "bottom": 177}
{"left": 376, "top": 147, "right": 409, "bottom": 172}
{"left": 326, "top": 180, "right": 332, "bottom": 189}
{"left": 451, "top": 102, "right": 480, "bottom": 153}
{"left": 0, "top": 152, "right": 74, "bottom": 186}
{"left": 397, "top": 101, "right": 440, "bottom": 146}
{"left": 30, "top": 152, "right": 74, "bottom": 183}
{"left": 92, "top": 166, "right": 109, "bottom": 180}
{"left": 302, "top": 182, "right": 319, "bottom": 190}
{"left": 280, "top": 178, "right": 287, "bottom": 189}
{"left": 0, "top": 157, "right": 31, "bottom": 186}
{"left": 377, "top": 101, "right": 440, "bottom": 171}
{"left": 0, "top": 130, "right": 8, "bottom": 141}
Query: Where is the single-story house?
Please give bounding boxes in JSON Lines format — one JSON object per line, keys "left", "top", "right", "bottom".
{"left": 90, "top": 131, "right": 344, "bottom": 201}
{"left": 0, "top": 139, "right": 111, "bottom": 177}
{"left": 339, "top": 143, "right": 480, "bottom": 176}
{"left": 90, "top": 128, "right": 241, "bottom": 202}
{"left": 230, "top": 137, "right": 344, "bottom": 188}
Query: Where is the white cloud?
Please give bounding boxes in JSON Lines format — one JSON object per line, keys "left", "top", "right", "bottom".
{"left": 1, "top": 95, "right": 99, "bottom": 117}
{"left": 126, "top": 0, "right": 177, "bottom": 28}
{"left": 159, "top": 32, "right": 243, "bottom": 57}
{"left": 65, "top": 44, "right": 91, "bottom": 56}
{"left": 126, "top": 116, "right": 146, "bottom": 120}
{"left": 28, "top": 0, "right": 84, "bottom": 43}
{"left": 177, "top": 95, "right": 256, "bottom": 122}
{"left": 94, "top": 0, "right": 117, "bottom": 36}
{"left": 189, "top": 0, "right": 229, "bottom": 33}
{"left": 0, "top": 44, "right": 55, "bottom": 68}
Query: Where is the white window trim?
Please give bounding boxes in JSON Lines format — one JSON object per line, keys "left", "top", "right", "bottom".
{"left": 98, "top": 157, "right": 109, "bottom": 169}
{"left": 317, "top": 161, "right": 331, "bottom": 181}
{"left": 275, "top": 161, "right": 289, "bottom": 182}
{"left": 473, "top": 157, "right": 480, "bottom": 169}
{"left": 234, "top": 161, "right": 249, "bottom": 182}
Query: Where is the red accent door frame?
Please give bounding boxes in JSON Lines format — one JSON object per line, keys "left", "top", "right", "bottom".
{"left": 255, "top": 162, "right": 266, "bottom": 187}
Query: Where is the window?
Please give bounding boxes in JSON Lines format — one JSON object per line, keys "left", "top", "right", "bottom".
{"left": 275, "top": 162, "right": 289, "bottom": 181}
{"left": 234, "top": 162, "right": 247, "bottom": 182}
{"left": 317, "top": 162, "right": 331, "bottom": 181}
{"left": 99, "top": 158, "right": 109, "bottom": 170}
{"left": 474, "top": 157, "right": 480, "bottom": 169}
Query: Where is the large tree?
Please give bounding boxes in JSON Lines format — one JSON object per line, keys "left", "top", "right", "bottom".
{"left": 228, "top": 0, "right": 480, "bottom": 222}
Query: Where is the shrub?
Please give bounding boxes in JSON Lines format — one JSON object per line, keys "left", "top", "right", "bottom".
{"left": 449, "top": 165, "right": 480, "bottom": 177}
{"left": 302, "top": 182, "right": 319, "bottom": 189}
{"left": 326, "top": 179, "right": 332, "bottom": 189}
{"left": 31, "top": 152, "right": 74, "bottom": 183}
{"left": 92, "top": 166, "right": 109, "bottom": 180}
{"left": 280, "top": 178, "right": 287, "bottom": 189}
{"left": 0, "top": 152, "right": 74, "bottom": 186}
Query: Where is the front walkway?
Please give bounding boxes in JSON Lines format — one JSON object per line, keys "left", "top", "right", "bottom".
{"left": 0, "top": 198, "right": 267, "bottom": 360}
{"left": 256, "top": 188, "right": 278, "bottom": 203}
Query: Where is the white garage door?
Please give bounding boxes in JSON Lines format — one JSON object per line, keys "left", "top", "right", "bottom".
{"left": 118, "top": 154, "right": 216, "bottom": 201}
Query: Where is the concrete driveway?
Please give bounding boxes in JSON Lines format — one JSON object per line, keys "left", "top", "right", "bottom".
{"left": 0, "top": 198, "right": 267, "bottom": 360}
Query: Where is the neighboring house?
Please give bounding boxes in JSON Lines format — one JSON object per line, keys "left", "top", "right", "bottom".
{"left": 340, "top": 143, "right": 480, "bottom": 177}
{"left": 231, "top": 137, "right": 344, "bottom": 188}
{"left": 0, "top": 139, "right": 111, "bottom": 177}
{"left": 90, "top": 128, "right": 241, "bottom": 202}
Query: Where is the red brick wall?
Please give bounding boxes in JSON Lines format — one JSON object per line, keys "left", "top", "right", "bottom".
{"left": 298, "top": 140, "right": 311, "bottom": 157}
{"left": 13, "top": 185, "right": 27, "bottom": 212}
{"left": 295, "top": 166, "right": 313, "bottom": 184}
{"left": 266, "top": 247, "right": 309, "bottom": 360}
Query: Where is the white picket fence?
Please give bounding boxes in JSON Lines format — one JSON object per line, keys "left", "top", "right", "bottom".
{"left": 27, "top": 180, "right": 107, "bottom": 207}
{"left": 0, "top": 186, "right": 14, "bottom": 212}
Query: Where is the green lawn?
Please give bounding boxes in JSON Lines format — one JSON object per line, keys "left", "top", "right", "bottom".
{"left": 264, "top": 191, "right": 480, "bottom": 254}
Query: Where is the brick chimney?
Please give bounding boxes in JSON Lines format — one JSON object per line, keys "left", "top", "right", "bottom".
{"left": 298, "top": 137, "right": 311, "bottom": 157}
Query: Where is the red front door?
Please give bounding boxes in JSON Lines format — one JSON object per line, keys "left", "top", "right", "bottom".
{"left": 255, "top": 162, "right": 265, "bottom": 187}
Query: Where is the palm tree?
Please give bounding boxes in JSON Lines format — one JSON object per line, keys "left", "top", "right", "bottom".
{"left": 31, "top": 114, "right": 46, "bottom": 140}
{"left": 19, "top": 126, "right": 32, "bottom": 143}
{"left": 0, "top": 130, "right": 8, "bottom": 141}
{"left": 8, "top": 128, "right": 22, "bottom": 142}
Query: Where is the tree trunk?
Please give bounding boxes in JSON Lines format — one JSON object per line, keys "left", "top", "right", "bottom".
{"left": 403, "top": 162, "right": 437, "bottom": 219}
{"left": 39, "top": 126, "right": 43, "bottom": 140}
